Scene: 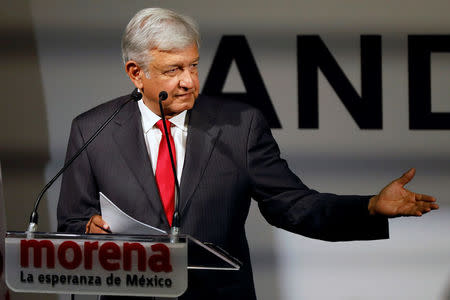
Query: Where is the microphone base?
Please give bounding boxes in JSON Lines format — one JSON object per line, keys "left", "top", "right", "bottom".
{"left": 26, "top": 222, "right": 38, "bottom": 238}
{"left": 170, "top": 226, "right": 180, "bottom": 243}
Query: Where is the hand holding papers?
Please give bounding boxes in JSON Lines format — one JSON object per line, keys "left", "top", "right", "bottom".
{"left": 99, "top": 192, "right": 241, "bottom": 270}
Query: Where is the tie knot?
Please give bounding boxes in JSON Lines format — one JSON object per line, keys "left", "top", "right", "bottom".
{"left": 156, "top": 119, "right": 172, "bottom": 135}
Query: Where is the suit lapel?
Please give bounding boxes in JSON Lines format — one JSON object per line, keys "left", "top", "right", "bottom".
{"left": 109, "top": 96, "right": 221, "bottom": 225}
{"left": 180, "top": 96, "right": 220, "bottom": 215}
{"left": 112, "top": 101, "right": 166, "bottom": 223}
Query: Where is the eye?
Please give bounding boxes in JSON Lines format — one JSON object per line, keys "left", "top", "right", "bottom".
{"left": 189, "top": 63, "right": 198, "bottom": 72}
{"left": 164, "top": 67, "right": 179, "bottom": 75}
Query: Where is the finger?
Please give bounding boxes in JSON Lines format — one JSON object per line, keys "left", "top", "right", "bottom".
{"left": 398, "top": 201, "right": 438, "bottom": 217}
{"left": 416, "top": 202, "right": 439, "bottom": 214}
{"left": 86, "top": 215, "right": 110, "bottom": 233}
{"left": 90, "top": 225, "right": 110, "bottom": 234}
{"left": 415, "top": 193, "right": 436, "bottom": 202}
{"left": 94, "top": 223, "right": 112, "bottom": 233}
{"left": 85, "top": 219, "right": 93, "bottom": 233}
{"left": 396, "top": 168, "right": 416, "bottom": 186}
{"left": 91, "top": 215, "right": 110, "bottom": 231}
{"left": 430, "top": 203, "right": 439, "bottom": 210}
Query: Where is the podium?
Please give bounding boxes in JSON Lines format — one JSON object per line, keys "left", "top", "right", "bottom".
{"left": 5, "top": 231, "right": 241, "bottom": 297}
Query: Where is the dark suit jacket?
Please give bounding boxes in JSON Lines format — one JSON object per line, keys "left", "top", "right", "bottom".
{"left": 57, "top": 93, "right": 388, "bottom": 299}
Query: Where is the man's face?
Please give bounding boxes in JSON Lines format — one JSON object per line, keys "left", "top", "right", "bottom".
{"left": 139, "top": 43, "right": 200, "bottom": 117}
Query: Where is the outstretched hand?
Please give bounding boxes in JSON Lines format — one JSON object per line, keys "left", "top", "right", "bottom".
{"left": 368, "top": 168, "right": 439, "bottom": 217}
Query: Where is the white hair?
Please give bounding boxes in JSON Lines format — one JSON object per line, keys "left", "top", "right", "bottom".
{"left": 121, "top": 8, "right": 200, "bottom": 71}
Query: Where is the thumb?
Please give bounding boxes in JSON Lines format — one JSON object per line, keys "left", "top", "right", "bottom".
{"left": 91, "top": 215, "right": 110, "bottom": 230}
{"left": 396, "top": 168, "right": 415, "bottom": 186}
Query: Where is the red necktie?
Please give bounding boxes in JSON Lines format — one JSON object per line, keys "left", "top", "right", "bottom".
{"left": 155, "top": 119, "right": 176, "bottom": 226}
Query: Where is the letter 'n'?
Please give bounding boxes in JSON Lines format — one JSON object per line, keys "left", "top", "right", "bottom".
{"left": 297, "top": 35, "right": 382, "bottom": 129}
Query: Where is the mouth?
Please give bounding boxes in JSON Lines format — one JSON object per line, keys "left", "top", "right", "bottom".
{"left": 174, "top": 92, "right": 194, "bottom": 99}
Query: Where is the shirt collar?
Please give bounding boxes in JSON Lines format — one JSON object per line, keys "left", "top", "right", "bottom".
{"left": 169, "top": 109, "right": 188, "bottom": 132}
{"left": 138, "top": 100, "right": 188, "bottom": 133}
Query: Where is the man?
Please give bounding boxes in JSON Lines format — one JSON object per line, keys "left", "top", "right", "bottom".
{"left": 57, "top": 8, "right": 439, "bottom": 299}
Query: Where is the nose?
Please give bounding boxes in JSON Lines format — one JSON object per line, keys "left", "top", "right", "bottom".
{"left": 179, "top": 69, "right": 194, "bottom": 90}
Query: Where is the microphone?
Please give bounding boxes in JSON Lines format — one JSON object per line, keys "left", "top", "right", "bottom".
{"left": 27, "top": 88, "right": 142, "bottom": 232}
{"left": 158, "top": 91, "right": 181, "bottom": 242}
{"left": 159, "top": 91, "right": 168, "bottom": 102}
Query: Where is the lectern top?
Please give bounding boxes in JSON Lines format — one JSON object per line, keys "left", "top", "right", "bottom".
{"left": 6, "top": 231, "right": 186, "bottom": 243}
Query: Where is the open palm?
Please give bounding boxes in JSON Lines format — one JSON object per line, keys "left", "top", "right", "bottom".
{"left": 369, "top": 168, "right": 439, "bottom": 217}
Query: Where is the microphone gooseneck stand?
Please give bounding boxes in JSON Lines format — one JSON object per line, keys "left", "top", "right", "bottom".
{"left": 27, "top": 89, "right": 142, "bottom": 233}
{"left": 158, "top": 91, "right": 181, "bottom": 243}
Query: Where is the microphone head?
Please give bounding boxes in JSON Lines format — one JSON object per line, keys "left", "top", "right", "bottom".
{"left": 131, "top": 88, "right": 142, "bottom": 101}
{"left": 159, "top": 91, "right": 168, "bottom": 101}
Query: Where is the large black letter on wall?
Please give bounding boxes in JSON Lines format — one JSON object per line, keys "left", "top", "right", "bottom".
{"left": 409, "top": 35, "right": 450, "bottom": 129}
{"left": 297, "top": 35, "right": 382, "bottom": 129}
{"left": 202, "top": 35, "right": 281, "bottom": 128}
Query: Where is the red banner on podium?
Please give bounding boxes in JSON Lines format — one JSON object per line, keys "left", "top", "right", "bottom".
{"left": 5, "top": 233, "right": 187, "bottom": 297}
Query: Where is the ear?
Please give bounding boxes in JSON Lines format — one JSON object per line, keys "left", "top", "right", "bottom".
{"left": 125, "top": 60, "right": 145, "bottom": 89}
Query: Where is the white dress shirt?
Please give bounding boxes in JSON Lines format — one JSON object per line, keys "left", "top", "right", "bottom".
{"left": 137, "top": 100, "right": 188, "bottom": 184}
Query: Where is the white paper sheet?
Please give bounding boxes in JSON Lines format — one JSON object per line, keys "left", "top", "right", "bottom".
{"left": 99, "top": 192, "right": 166, "bottom": 235}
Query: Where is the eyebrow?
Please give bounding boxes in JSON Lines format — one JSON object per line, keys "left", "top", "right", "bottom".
{"left": 166, "top": 57, "right": 200, "bottom": 68}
